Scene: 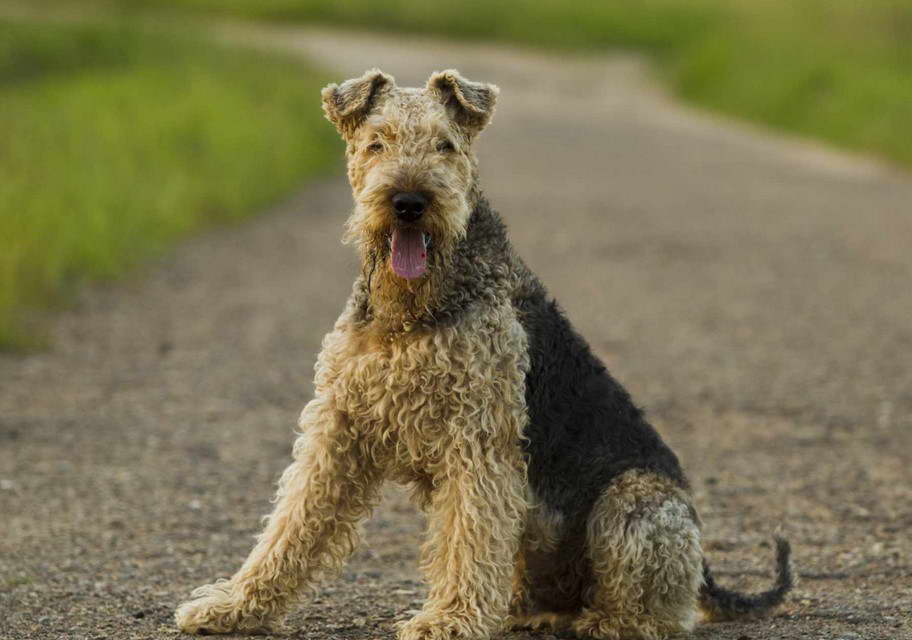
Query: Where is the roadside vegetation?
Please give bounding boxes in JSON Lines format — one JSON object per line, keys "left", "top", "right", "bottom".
{"left": 4, "top": 0, "right": 909, "bottom": 347}
{"left": 126, "top": 0, "right": 912, "bottom": 167}
{"left": 0, "top": 19, "right": 339, "bottom": 348}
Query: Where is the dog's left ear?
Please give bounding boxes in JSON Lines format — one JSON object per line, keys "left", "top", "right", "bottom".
{"left": 322, "top": 68, "right": 395, "bottom": 138}
{"left": 427, "top": 70, "right": 499, "bottom": 139}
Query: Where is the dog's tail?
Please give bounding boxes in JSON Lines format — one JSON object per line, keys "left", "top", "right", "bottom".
{"left": 699, "top": 536, "right": 794, "bottom": 621}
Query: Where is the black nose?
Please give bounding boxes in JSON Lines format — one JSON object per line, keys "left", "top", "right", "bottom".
{"left": 392, "top": 192, "right": 428, "bottom": 222}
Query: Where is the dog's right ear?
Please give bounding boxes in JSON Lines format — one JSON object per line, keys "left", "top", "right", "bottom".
{"left": 427, "top": 69, "right": 498, "bottom": 140}
{"left": 321, "top": 69, "right": 395, "bottom": 138}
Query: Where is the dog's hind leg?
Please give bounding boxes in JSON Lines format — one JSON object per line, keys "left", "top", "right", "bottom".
{"left": 572, "top": 470, "right": 703, "bottom": 640}
{"left": 175, "top": 397, "right": 384, "bottom": 634}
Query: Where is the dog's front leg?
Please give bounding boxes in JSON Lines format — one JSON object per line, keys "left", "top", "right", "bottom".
{"left": 176, "top": 397, "right": 383, "bottom": 634}
{"left": 399, "top": 445, "right": 527, "bottom": 640}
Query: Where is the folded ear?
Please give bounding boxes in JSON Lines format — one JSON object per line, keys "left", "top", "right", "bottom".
{"left": 322, "top": 68, "right": 395, "bottom": 137}
{"left": 427, "top": 69, "right": 499, "bottom": 139}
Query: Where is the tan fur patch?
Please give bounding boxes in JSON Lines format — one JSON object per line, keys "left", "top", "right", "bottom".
{"left": 176, "top": 297, "right": 532, "bottom": 638}
{"left": 523, "top": 489, "right": 565, "bottom": 553}
{"left": 573, "top": 470, "right": 704, "bottom": 640}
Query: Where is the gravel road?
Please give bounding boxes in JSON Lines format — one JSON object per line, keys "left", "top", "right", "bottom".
{"left": 1, "top": 26, "right": 910, "bottom": 640}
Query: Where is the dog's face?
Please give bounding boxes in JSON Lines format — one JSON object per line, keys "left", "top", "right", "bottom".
{"left": 322, "top": 69, "right": 498, "bottom": 282}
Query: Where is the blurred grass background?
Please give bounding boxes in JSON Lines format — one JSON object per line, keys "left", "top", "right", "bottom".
{"left": 1, "top": 0, "right": 909, "bottom": 348}
{"left": 0, "top": 18, "right": 339, "bottom": 348}
{"left": 124, "top": 0, "right": 912, "bottom": 166}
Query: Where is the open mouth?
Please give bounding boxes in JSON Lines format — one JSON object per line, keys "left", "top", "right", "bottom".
{"left": 388, "top": 228, "right": 432, "bottom": 280}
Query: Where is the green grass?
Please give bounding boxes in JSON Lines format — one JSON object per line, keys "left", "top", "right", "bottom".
{"left": 0, "top": 19, "right": 340, "bottom": 349}
{"left": 117, "top": 0, "right": 912, "bottom": 167}
{"left": 5, "top": 3, "right": 909, "bottom": 348}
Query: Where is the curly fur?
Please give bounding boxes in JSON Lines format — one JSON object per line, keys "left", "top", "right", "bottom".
{"left": 572, "top": 471, "right": 704, "bottom": 640}
{"left": 175, "top": 68, "right": 793, "bottom": 639}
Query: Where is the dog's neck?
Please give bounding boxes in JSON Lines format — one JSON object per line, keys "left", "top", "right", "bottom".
{"left": 353, "top": 193, "right": 513, "bottom": 333}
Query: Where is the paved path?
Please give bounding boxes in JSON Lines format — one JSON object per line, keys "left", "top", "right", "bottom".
{"left": 2, "top": 25, "right": 911, "bottom": 640}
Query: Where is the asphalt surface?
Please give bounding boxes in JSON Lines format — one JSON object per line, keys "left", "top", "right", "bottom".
{"left": 2, "top": 26, "right": 910, "bottom": 640}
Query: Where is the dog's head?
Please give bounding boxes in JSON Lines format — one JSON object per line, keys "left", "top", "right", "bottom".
{"left": 322, "top": 69, "right": 498, "bottom": 287}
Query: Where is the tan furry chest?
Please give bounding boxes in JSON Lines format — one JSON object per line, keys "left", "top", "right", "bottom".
{"left": 311, "top": 305, "right": 530, "bottom": 475}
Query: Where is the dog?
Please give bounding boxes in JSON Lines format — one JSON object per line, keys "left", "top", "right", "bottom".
{"left": 175, "top": 68, "right": 793, "bottom": 639}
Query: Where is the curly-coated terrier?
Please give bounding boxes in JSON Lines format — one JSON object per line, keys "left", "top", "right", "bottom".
{"left": 176, "top": 69, "right": 793, "bottom": 639}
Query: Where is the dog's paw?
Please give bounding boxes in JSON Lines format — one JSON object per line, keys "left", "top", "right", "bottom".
{"left": 396, "top": 610, "right": 492, "bottom": 640}
{"left": 508, "top": 611, "right": 575, "bottom": 631}
{"left": 175, "top": 581, "right": 272, "bottom": 635}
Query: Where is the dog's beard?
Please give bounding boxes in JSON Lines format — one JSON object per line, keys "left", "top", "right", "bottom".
{"left": 344, "top": 186, "right": 469, "bottom": 328}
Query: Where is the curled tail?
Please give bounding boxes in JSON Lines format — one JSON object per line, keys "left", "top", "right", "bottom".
{"left": 700, "top": 536, "right": 794, "bottom": 621}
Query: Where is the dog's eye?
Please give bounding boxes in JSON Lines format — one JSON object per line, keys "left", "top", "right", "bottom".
{"left": 366, "top": 141, "right": 384, "bottom": 154}
{"left": 436, "top": 139, "right": 456, "bottom": 153}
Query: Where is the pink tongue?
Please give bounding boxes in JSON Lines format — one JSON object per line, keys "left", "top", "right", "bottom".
{"left": 391, "top": 228, "right": 427, "bottom": 280}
